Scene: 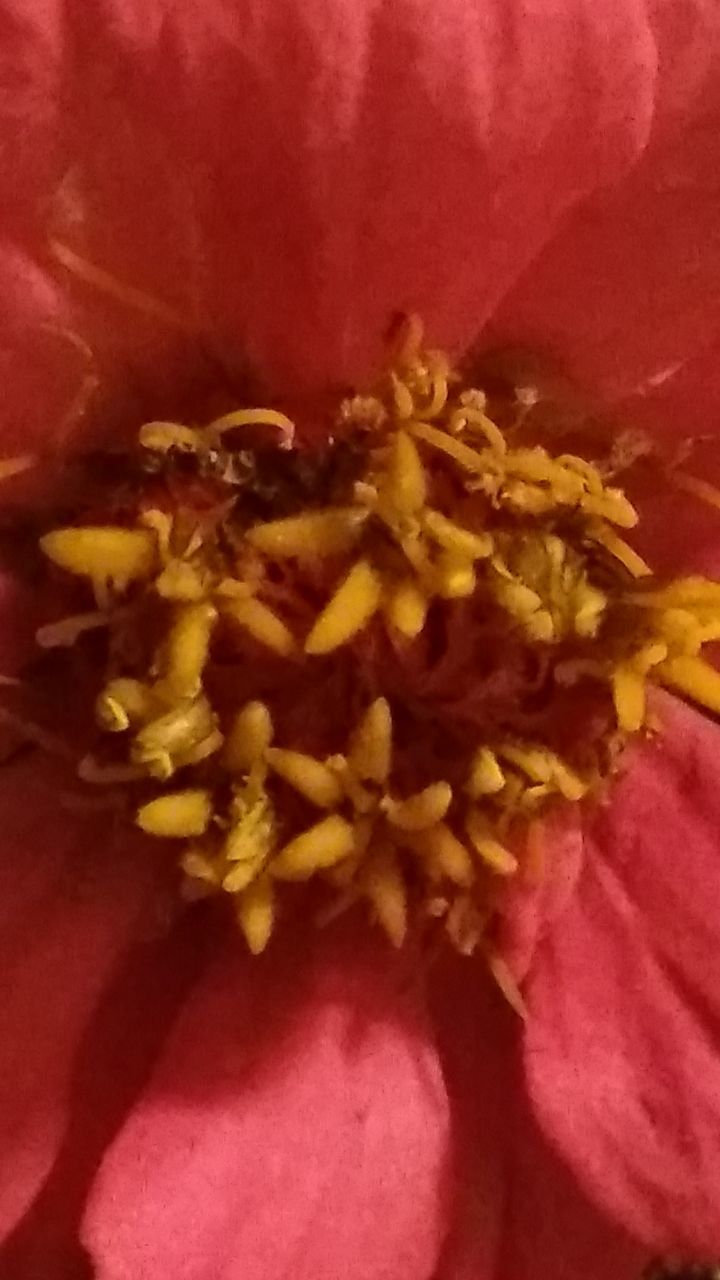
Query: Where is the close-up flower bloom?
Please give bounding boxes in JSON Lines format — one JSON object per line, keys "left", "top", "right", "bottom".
{"left": 2, "top": 1, "right": 720, "bottom": 1278}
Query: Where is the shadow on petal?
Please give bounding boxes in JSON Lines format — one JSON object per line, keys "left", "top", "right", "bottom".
{"left": 80, "top": 917, "right": 450, "bottom": 1280}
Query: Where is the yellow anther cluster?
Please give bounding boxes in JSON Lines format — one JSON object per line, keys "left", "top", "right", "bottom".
{"left": 141, "top": 696, "right": 562, "bottom": 956}
{"left": 36, "top": 316, "right": 720, "bottom": 969}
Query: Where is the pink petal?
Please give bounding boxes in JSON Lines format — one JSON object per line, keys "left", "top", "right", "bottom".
{"left": 30, "top": 0, "right": 659, "bottom": 391}
{"left": 488, "top": 1, "right": 720, "bottom": 421}
{"left": 524, "top": 691, "right": 720, "bottom": 1257}
{"left": 0, "top": 758, "right": 168, "bottom": 1243}
{"left": 83, "top": 920, "right": 450, "bottom": 1280}
{"left": 428, "top": 957, "right": 646, "bottom": 1280}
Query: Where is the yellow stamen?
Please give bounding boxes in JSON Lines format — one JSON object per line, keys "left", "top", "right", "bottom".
{"left": 206, "top": 408, "right": 296, "bottom": 443}
{"left": 386, "top": 430, "right": 427, "bottom": 514}
{"left": 656, "top": 654, "right": 720, "bottom": 715}
{"left": 588, "top": 522, "right": 651, "bottom": 578}
{"left": 225, "top": 791, "right": 274, "bottom": 863}
{"left": 384, "top": 578, "right": 428, "bottom": 638}
{"left": 550, "top": 759, "right": 588, "bottom": 802}
{"left": 136, "top": 789, "right": 212, "bottom": 838}
{"left": 612, "top": 664, "right": 646, "bottom": 732}
{"left": 410, "top": 822, "right": 475, "bottom": 887}
{"left": 556, "top": 454, "right": 603, "bottom": 495}
{"left": 215, "top": 577, "right": 254, "bottom": 601}
{"left": 266, "top": 748, "right": 343, "bottom": 809}
{"left": 629, "top": 577, "right": 720, "bottom": 609}
{"left": 654, "top": 607, "right": 700, "bottom": 651}
{"left": 573, "top": 583, "right": 607, "bottom": 638}
{"left": 41, "top": 317, "right": 719, "bottom": 960}
{"left": 223, "top": 701, "right": 273, "bottom": 773}
{"left": 580, "top": 489, "right": 638, "bottom": 529}
{"left": 466, "top": 747, "right": 505, "bottom": 797}
{"left": 96, "top": 678, "right": 158, "bottom": 732}
{"left": 383, "top": 781, "right": 452, "bottom": 831}
{"left": 40, "top": 526, "right": 157, "bottom": 586}
{"left": 390, "top": 373, "right": 415, "bottom": 420}
{"left": 434, "top": 551, "right": 476, "bottom": 599}
{"left": 304, "top": 560, "right": 382, "bottom": 654}
{"left": 139, "top": 421, "right": 205, "bottom": 453}
{"left": 493, "top": 572, "right": 541, "bottom": 613}
{"left": 361, "top": 846, "right": 407, "bottom": 947}
{"left": 176, "top": 729, "right": 225, "bottom": 768}
{"left": 236, "top": 877, "right": 275, "bottom": 954}
{"left": 132, "top": 697, "right": 220, "bottom": 779}
{"left": 348, "top": 697, "right": 392, "bottom": 785}
{"left": 224, "top": 597, "right": 296, "bottom": 656}
{"left": 246, "top": 509, "right": 365, "bottom": 558}
{"left": 155, "top": 560, "right": 207, "bottom": 602}
{"left": 632, "top": 641, "right": 668, "bottom": 675}
{"left": 503, "top": 447, "right": 563, "bottom": 486}
{"left": 498, "top": 744, "right": 553, "bottom": 784}
{"left": 450, "top": 406, "right": 507, "bottom": 453}
{"left": 423, "top": 509, "right": 493, "bottom": 560}
{"left": 157, "top": 602, "right": 217, "bottom": 699}
{"left": 409, "top": 419, "right": 493, "bottom": 475}
{"left": 465, "top": 810, "right": 518, "bottom": 875}
{"left": 222, "top": 858, "right": 264, "bottom": 894}
{"left": 271, "top": 814, "right": 356, "bottom": 880}
{"left": 414, "top": 368, "right": 449, "bottom": 421}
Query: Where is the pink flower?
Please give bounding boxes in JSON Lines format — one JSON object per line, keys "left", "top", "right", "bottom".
{"left": 1, "top": 0, "right": 720, "bottom": 1276}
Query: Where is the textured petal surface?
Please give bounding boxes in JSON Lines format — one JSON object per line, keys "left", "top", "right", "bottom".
{"left": 0, "top": 759, "right": 166, "bottom": 1243}
{"left": 524, "top": 692, "right": 720, "bottom": 1257}
{"left": 8, "top": 0, "right": 663, "bottom": 394}
{"left": 428, "top": 958, "right": 647, "bottom": 1280}
{"left": 83, "top": 921, "right": 450, "bottom": 1280}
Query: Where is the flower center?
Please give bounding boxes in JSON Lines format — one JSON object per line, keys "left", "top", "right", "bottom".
{"left": 27, "top": 318, "right": 720, "bottom": 983}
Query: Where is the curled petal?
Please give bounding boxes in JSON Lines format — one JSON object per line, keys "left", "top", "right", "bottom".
{"left": 428, "top": 957, "right": 647, "bottom": 1280}
{"left": 524, "top": 692, "right": 720, "bottom": 1257}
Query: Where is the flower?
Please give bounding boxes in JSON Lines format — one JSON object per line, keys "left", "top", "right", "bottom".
{"left": 1, "top": 1, "right": 720, "bottom": 1278}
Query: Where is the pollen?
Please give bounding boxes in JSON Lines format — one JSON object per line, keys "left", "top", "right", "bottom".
{"left": 30, "top": 313, "right": 720, "bottom": 1005}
